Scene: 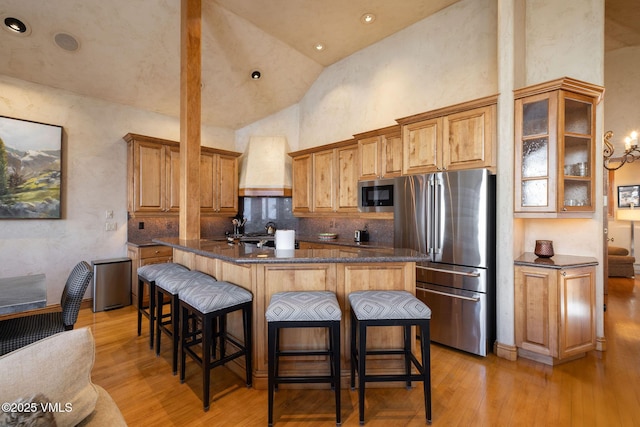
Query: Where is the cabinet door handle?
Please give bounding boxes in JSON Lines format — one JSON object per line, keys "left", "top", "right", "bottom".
{"left": 561, "top": 271, "right": 566, "bottom": 277}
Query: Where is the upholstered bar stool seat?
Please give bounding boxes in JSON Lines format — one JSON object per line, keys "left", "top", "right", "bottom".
{"left": 348, "top": 290, "right": 432, "bottom": 425}
{"left": 136, "top": 263, "right": 189, "bottom": 349}
{"left": 179, "top": 281, "right": 253, "bottom": 411}
{"left": 265, "top": 291, "right": 342, "bottom": 426}
{"left": 155, "top": 270, "right": 214, "bottom": 374}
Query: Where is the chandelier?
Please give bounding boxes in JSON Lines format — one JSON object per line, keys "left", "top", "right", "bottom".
{"left": 603, "top": 130, "right": 640, "bottom": 170}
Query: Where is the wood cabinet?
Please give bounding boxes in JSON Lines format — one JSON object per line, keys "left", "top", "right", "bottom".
{"left": 127, "top": 244, "right": 173, "bottom": 308}
{"left": 355, "top": 125, "right": 403, "bottom": 180}
{"left": 514, "top": 78, "right": 604, "bottom": 217}
{"left": 125, "top": 136, "right": 180, "bottom": 214}
{"left": 291, "top": 154, "right": 312, "bottom": 214}
{"left": 124, "top": 133, "right": 240, "bottom": 217}
{"left": 200, "top": 151, "right": 238, "bottom": 214}
{"left": 514, "top": 254, "right": 597, "bottom": 365}
{"left": 397, "top": 96, "right": 497, "bottom": 175}
{"left": 290, "top": 139, "right": 359, "bottom": 216}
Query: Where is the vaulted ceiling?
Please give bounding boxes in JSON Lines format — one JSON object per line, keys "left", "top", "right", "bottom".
{"left": 0, "top": 0, "right": 638, "bottom": 130}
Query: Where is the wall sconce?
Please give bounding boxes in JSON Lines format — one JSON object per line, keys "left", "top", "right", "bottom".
{"left": 603, "top": 130, "right": 640, "bottom": 170}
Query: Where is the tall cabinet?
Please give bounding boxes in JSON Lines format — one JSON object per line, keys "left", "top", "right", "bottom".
{"left": 514, "top": 78, "right": 604, "bottom": 217}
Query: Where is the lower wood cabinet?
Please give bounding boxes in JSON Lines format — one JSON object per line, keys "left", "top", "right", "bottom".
{"left": 127, "top": 244, "right": 173, "bottom": 308}
{"left": 514, "top": 257, "right": 596, "bottom": 365}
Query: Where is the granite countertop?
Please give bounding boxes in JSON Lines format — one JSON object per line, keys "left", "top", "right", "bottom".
{"left": 152, "top": 237, "right": 427, "bottom": 264}
{"left": 514, "top": 252, "right": 598, "bottom": 269}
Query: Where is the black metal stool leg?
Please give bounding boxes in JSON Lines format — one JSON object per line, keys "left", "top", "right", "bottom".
{"left": 267, "top": 322, "right": 276, "bottom": 426}
{"left": 179, "top": 304, "right": 188, "bottom": 383}
{"left": 149, "top": 281, "right": 156, "bottom": 349}
{"left": 422, "top": 322, "right": 432, "bottom": 424}
{"left": 358, "top": 320, "right": 367, "bottom": 425}
{"left": 350, "top": 309, "right": 357, "bottom": 390}
{"left": 404, "top": 324, "right": 412, "bottom": 389}
{"left": 332, "top": 321, "right": 341, "bottom": 425}
{"left": 137, "top": 279, "right": 144, "bottom": 336}
{"left": 244, "top": 305, "right": 253, "bottom": 387}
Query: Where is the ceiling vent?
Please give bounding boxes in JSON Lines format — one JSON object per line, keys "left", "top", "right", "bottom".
{"left": 239, "top": 136, "right": 292, "bottom": 197}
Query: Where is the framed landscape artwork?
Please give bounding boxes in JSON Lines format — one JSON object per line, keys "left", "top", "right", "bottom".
{"left": 617, "top": 184, "right": 640, "bottom": 208}
{"left": 0, "top": 116, "right": 63, "bottom": 219}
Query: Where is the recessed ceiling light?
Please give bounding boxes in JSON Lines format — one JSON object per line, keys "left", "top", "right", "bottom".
{"left": 314, "top": 43, "right": 325, "bottom": 51}
{"left": 251, "top": 70, "right": 261, "bottom": 80}
{"left": 360, "top": 13, "right": 376, "bottom": 24}
{"left": 2, "top": 15, "right": 31, "bottom": 36}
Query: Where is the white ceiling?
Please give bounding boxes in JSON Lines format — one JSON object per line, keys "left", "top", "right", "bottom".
{"left": 0, "top": 0, "right": 638, "bottom": 130}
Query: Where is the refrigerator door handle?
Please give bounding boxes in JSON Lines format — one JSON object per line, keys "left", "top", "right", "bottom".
{"left": 433, "top": 175, "right": 442, "bottom": 254}
{"left": 416, "top": 265, "right": 481, "bottom": 277}
{"left": 417, "top": 287, "right": 481, "bottom": 302}
{"left": 426, "top": 176, "right": 435, "bottom": 256}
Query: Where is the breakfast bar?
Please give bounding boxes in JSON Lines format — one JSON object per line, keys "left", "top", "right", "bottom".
{"left": 153, "top": 237, "right": 428, "bottom": 389}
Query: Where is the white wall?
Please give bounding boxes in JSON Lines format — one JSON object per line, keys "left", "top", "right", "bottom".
{"left": 237, "top": 0, "right": 498, "bottom": 149}
{"left": 520, "top": 0, "right": 606, "bottom": 341}
{"left": 0, "top": 75, "right": 234, "bottom": 303}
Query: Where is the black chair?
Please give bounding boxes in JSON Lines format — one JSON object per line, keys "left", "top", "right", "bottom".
{"left": 0, "top": 261, "right": 93, "bottom": 356}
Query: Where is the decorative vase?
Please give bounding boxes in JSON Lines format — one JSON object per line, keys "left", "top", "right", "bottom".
{"left": 534, "top": 240, "right": 554, "bottom": 258}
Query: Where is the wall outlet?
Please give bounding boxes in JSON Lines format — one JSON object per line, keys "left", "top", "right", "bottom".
{"left": 105, "top": 210, "right": 113, "bottom": 219}
{"left": 329, "top": 220, "right": 335, "bottom": 228}
{"left": 105, "top": 222, "right": 117, "bottom": 231}
{"left": 138, "top": 221, "right": 144, "bottom": 230}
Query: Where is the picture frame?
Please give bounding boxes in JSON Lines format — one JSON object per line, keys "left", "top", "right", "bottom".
{"left": 617, "top": 184, "right": 640, "bottom": 208}
{"left": 0, "top": 116, "right": 63, "bottom": 219}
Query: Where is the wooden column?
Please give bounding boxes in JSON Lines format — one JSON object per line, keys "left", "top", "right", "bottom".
{"left": 179, "top": 0, "right": 201, "bottom": 241}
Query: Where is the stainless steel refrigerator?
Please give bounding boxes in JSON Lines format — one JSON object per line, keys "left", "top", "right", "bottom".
{"left": 394, "top": 169, "right": 495, "bottom": 356}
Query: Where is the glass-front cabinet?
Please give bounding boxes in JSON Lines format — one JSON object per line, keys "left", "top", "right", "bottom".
{"left": 514, "top": 78, "right": 604, "bottom": 217}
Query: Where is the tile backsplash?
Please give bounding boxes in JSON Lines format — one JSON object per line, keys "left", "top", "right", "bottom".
{"left": 127, "top": 196, "right": 394, "bottom": 246}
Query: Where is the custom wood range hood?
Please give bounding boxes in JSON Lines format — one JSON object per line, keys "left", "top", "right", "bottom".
{"left": 239, "top": 136, "right": 292, "bottom": 197}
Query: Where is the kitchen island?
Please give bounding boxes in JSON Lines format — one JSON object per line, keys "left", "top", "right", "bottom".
{"left": 153, "top": 237, "right": 428, "bottom": 389}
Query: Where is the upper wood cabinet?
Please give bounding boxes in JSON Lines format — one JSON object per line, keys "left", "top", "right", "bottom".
{"left": 355, "top": 125, "right": 403, "bottom": 180}
{"left": 291, "top": 154, "right": 312, "bottom": 214}
{"left": 514, "top": 78, "right": 604, "bottom": 218}
{"left": 290, "top": 139, "right": 359, "bottom": 216}
{"left": 200, "top": 151, "right": 239, "bottom": 215}
{"left": 397, "top": 95, "right": 497, "bottom": 175}
{"left": 124, "top": 133, "right": 240, "bottom": 217}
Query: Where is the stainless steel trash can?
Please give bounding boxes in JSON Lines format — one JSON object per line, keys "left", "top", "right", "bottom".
{"left": 92, "top": 258, "right": 132, "bottom": 312}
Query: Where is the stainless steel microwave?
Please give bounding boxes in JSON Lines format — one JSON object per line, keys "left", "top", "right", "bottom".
{"left": 358, "top": 178, "right": 395, "bottom": 213}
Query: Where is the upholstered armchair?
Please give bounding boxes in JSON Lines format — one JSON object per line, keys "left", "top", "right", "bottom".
{"left": 608, "top": 246, "right": 636, "bottom": 278}
{"left": 0, "top": 261, "right": 93, "bottom": 355}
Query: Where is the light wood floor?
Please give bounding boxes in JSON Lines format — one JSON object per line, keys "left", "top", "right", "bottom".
{"left": 76, "top": 277, "right": 640, "bottom": 426}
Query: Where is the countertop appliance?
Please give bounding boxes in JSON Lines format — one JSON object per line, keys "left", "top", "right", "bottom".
{"left": 358, "top": 178, "right": 395, "bottom": 213}
{"left": 354, "top": 229, "right": 369, "bottom": 243}
{"left": 394, "top": 169, "right": 496, "bottom": 356}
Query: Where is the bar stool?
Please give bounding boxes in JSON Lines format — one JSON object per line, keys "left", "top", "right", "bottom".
{"left": 155, "top": 270, "right": 214, "bottom": 374}
{"left": 136, "top": 263, "right": 189, "bottom": 349}
{"left": 265, "top": 291, "right": 342, "bottom": 426}
{"left": 348, "top": 290, "right": 432, "bottom": 425}
{"left": 178, "top": 280, "right": 253, "bottom": 411}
